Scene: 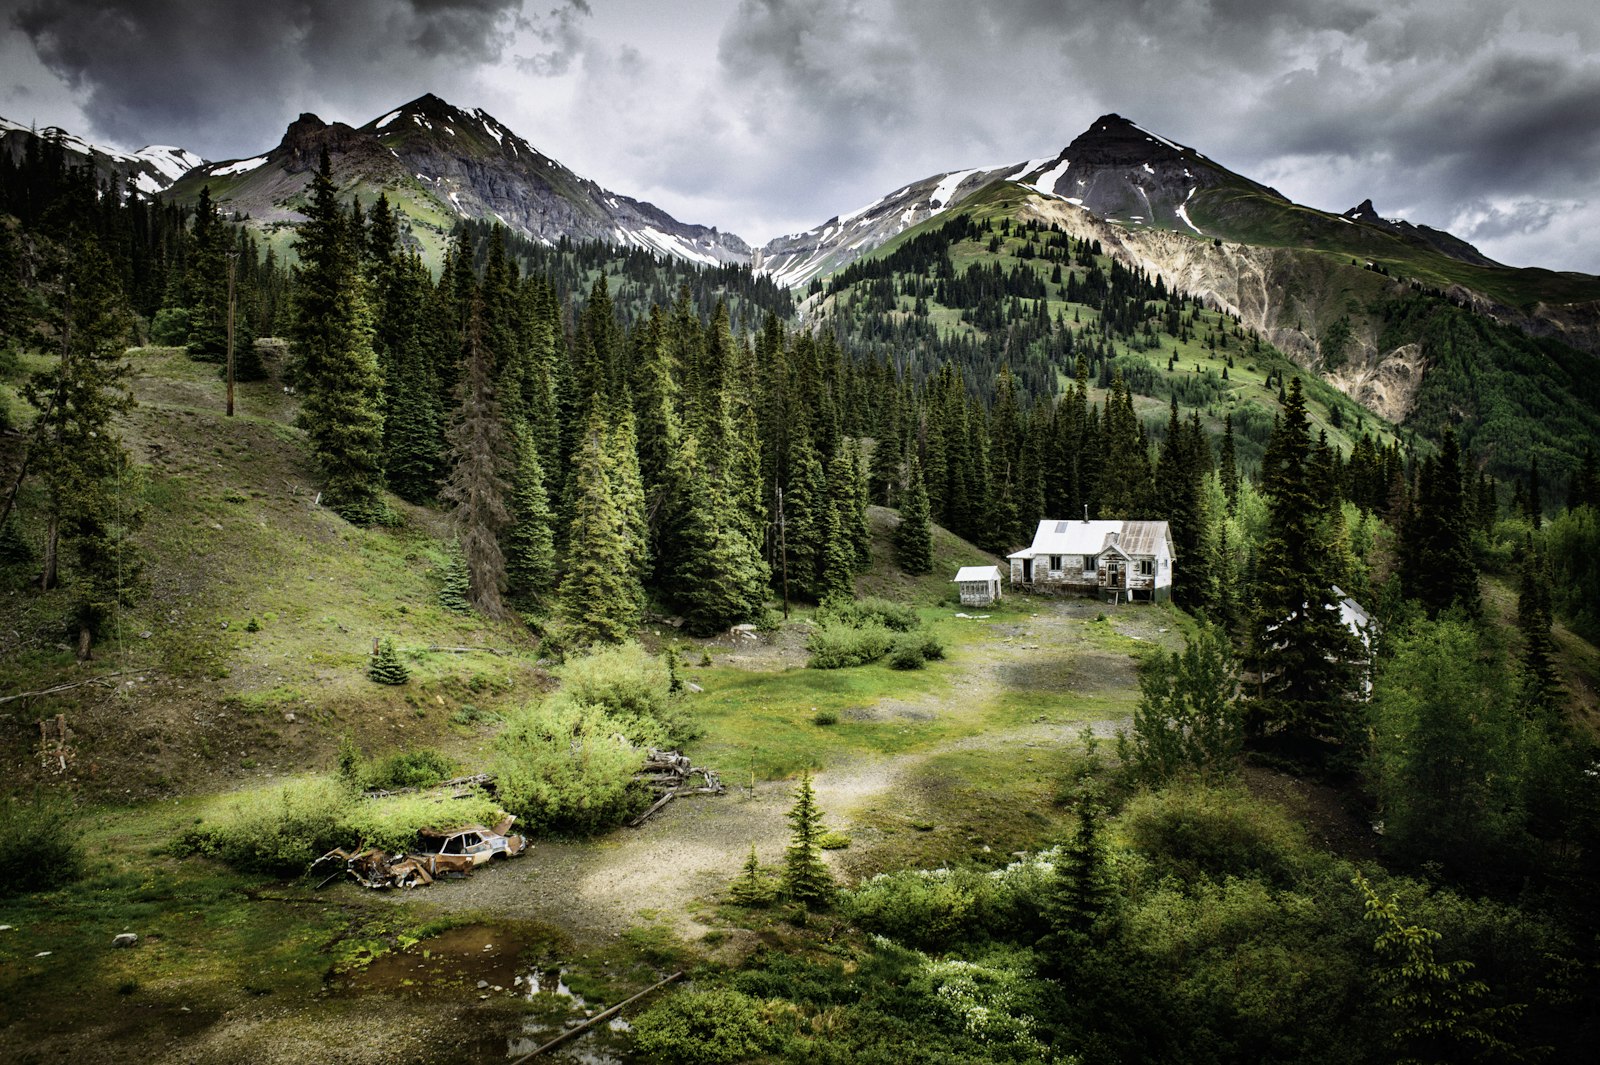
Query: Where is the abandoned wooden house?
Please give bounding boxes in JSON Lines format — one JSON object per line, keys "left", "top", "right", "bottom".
{"left": 952, "top": 565, "right": 1004, "bottom": 606}
{"left": 1007, "top": 519, "right": 1175, "bottom": 603}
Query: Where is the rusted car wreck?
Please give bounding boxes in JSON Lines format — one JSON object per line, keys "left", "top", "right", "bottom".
{"left": 312, "top": 816, "right": 529, "bottom": 890}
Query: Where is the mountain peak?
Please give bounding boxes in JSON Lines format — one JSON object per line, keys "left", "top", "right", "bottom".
{"left": 1344, "top": 198, "right": 1382, "bottom": 222}
{"left": 1065, "top": 114, "right": 1188, "bottom": 166}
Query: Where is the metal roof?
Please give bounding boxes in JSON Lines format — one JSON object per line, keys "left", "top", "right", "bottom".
{"left": 953, "top": 565, "right": 1003, "bottom": 582}
{"left": 1006, "top": 519, "right": 1173, "bottom": 559}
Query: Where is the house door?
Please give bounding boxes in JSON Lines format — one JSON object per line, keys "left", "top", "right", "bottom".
{"left": 1022, "top": 558, "right": 1033, "bottom": 582}
{"left": 1106, "top": 561, "right": 1124, "bottom": 588}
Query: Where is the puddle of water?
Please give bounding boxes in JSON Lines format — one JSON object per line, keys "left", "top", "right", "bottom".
{"left": 504, "top": 967, "right": 630, "bottom": 1062}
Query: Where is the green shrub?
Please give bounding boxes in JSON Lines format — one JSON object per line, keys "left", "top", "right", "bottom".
{"left": 818, "top": 596, "right": 920, "bottom": 632}
{"left": 1120, "top": 783, "right": 1311, "bottom": 885}
{"left": 845, "top": 855, "right": 1058, "bottom": 950}
{"left": 631, "top": 989, "right": 779, "bottom": 1065}
{"left": 341, "top": 790, "right": 507, "bottom": 852}
{"left": 812, "top": 709, "right": 839, "bottom": 726}
{"left": 175, "top": 777, "right": 355, "bottom": 876}
{"left": 493, "top": 699, "right": 648, "bottom": 835}
{"left": 807, "top": 621, "right": 894, "bottom": 668}
{"left": 0, "top": 790, "right": 82, "bottom": 897}
{"left": 365, "top": 747, "right": 456, "bottom": 791}
{"left": 556, "top": 641, "right": 695, "bottom": 746}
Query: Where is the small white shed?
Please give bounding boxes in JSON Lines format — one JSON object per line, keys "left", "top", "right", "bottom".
{"left": 953, "top": 565, "right": 1004, "bottom": 606}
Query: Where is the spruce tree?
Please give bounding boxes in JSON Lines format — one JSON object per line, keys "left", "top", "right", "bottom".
{"left": 728, "top": 844, "right": 776, "bottom": 907}
{"left": 894, "top": 457, "right": 934, "bottom": 575}
{"left": 1039, "top": 787, "right": 1118, "bottom": 969}
{"left": 1250, "top": 377, "right": 1359, "bottom": 743}
{"left": 673, "top": 435, "right": 770, "bottom": 635}
{"left": 1403, "top": 429, "right": 1479, "bottom": 617}
{"left": 1219, "top": 411, "right": 1239, "bottom": 512}
{"left": 503, "top": 424, "right": 557, "bottom": 608}
{"left": 368, "top": 637, "right": 410, "bottom": 685}
{"left": 817, "top": 451, "right": 858, "bottom": 603}
{"left": 1517, "top": 540, "right": 1560, "bottom": 712}
{"left": 438, "top": 542, "right": 470, "bottom": 614}
{"left": 22, "top": 234, "right": 144, "bottom": 659}
{"left": 290, "top": 150, "right": 387, "bottom": 523}
{"left": 560, "top": 406, "right": 647, "bottom": 645}
{"left": 782, "top": 773, "right": 834, "bottom": 908}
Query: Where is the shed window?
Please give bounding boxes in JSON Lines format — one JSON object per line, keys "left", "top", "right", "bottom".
{"left": 1138, "top": 559, "right": 1153, "bottom": 576}
{"left": 1049, "top": 555, "right": 1062, "bottom": 571}
{"left": 1082, "top": 554, "right": 1097, "bottom": 572}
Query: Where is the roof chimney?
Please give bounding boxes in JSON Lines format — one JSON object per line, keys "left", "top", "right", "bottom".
{"left": 1083, "top": 504, "right": 1089, "bottom": 524}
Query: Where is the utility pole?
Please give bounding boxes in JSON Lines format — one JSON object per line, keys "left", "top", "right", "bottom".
{"left": 225, "top": 250, "right": 238, "bottom": 417}
{"left": 776, "top": 484, "right": 789, "bottom": 620}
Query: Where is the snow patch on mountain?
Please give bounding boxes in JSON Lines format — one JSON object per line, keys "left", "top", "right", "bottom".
{"left": 212, "top": 155, "right": 268, "bottom": 177}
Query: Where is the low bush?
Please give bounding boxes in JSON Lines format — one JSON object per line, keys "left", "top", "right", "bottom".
{"left": 493, "top": 699, "right": 649, "bottom": 835}
{"left": 341, "top": 790, "right": 507, "bottom": 852}
{"left": 176, "top": 777, "right": 354, "bottom": 876}
{"left": 888, "top": 630, "right": 945, "bottom": 670}
{"left": 631, "top": 989, "right": 779, "bottom": 1065}
{"left": 807, "top": 621, "right": 894, "bottom": 668}
{"left": 556, "top": 641, "right": 696, "bottom": 746}
{"left": 364, "top": 747, "right": 456, "bottom": 791}
{"left": 175, "top": 777, "right": 514, "bottom": 872}
{"left": 844, "top": 855, "right": 1058, "bottom": 950}
{"left": 818, "top": 596, "right": 920, "bottom": 632}
{"left": 0, "top": 790, "right": 82, "bottom": 897}
{"left": 1120, "top": 783, "right": 1312, "bottom": 886}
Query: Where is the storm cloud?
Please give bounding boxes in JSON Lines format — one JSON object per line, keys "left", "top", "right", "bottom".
{"left": 3, "top": 0, "right": 1597, "bottom": 271}
{"left": 10, "top": 0, "right": 526, "bottom": 155}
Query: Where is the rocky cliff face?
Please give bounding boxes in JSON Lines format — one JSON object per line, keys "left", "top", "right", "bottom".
{"left": 170, "top": 94, "right": 751, "bottom": 265}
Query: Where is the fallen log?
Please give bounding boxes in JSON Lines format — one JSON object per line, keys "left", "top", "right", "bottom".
{"left": 0, "top": 669, "right": 146, "bottom": 706}
{"left": 420, "top": 645, "right": 515, "bottom": 657}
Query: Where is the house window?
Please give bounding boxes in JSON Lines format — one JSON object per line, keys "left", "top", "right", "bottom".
{"left": 1049, "top": 555, "right": 1062, "bottom": 571}
{"left": 1138, "top": 559, "right": 1153, "bottom": 576}
{"left": 1082, "top": 554, "right": 1096, "bottom": 572}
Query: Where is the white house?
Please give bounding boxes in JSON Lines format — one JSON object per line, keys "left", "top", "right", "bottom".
{"left": 952, "top": 565, "right": 1004, "bottom": 606}
{"left": 1007, "top": 519, "right": 1175, "bottom": 604}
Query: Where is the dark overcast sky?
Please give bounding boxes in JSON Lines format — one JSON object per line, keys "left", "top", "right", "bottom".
{"left": 4, "top": 0, "right": 1597, "bottom": 272}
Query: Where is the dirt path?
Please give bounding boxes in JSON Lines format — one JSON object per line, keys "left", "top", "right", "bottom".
{"left": 378, "top": 599, "right": 1176, "bottom": 946}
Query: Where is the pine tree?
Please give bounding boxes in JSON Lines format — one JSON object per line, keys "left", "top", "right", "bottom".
{"left": 1219, "top": 411, "right": 1239, "bottom": 512}
{"left": 503, "top": 424, "right": 557, "bottom": 608}
{"left": 1039, "top": 787, "right": 1118, "bottom": 969}
{"left": 1403, "top": 429, "right": 1479, "bottom": 617}
{"left": 561, "top": 406, "right": 647, "bottom": 644}
{"left": 368, "top": 636, "right": 410, "bottom": 685}
{"left": 291, "top": 150, "right": 387, "bottom": 523}
{"left": 894, "top": 457, "right": 934, "bottom": 575}
{"left": 817, "top": 449, "right": 858, "bottom": 603}
{"left": 1516, "top": 540, "right": 1560, "bottom": 712}
{"left": 728, "top": 844, "right": 776, "bottom": 907}
{"left": 1250, "top": 377, "right": 1360, "bottom": 743}
{"left": 673, "top": 435, "right": 770, "bottom": 635}
{"left": 21, "top": 234, "right": 144, "bottom": 659}
{"left": 782, "top": 773, "right": 834, "bottom": 907}
{"left": 438, "top": 542, "right": 470, "bottom": 614}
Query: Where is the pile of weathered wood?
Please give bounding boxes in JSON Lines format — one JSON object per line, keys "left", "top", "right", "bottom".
{"left": 629, "top": 748, "right": 724, "bottom": 827}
